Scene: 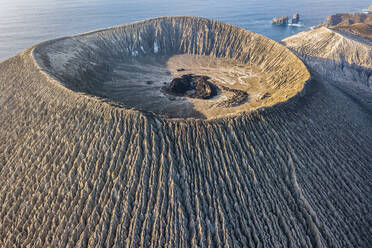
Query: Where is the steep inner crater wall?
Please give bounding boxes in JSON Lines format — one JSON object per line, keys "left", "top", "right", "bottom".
{"left": 33, "top": 17, "right": 310, "bottom": 119}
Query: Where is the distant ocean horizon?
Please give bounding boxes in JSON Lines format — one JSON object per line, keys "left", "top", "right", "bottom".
{"left": 0, "top": 0, "right": 370, "bottom": 61}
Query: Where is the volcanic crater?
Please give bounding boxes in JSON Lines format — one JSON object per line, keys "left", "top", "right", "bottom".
{"left": 33, "top": 16, "right": 310, "bottom": 120}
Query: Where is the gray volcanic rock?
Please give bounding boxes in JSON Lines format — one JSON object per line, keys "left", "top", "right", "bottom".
{"left": 0, "top": 17, "right": 372, "bottom": 248}
{"left": 292, "top": 13, "right": 300, "bottom": 24}
{"left": 272, "top": 16, "right": 289, "bottom": 25}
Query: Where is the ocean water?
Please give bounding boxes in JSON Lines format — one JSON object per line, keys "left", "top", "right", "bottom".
{"left": 0, "top": 0, "right": 370, "bottom": 61}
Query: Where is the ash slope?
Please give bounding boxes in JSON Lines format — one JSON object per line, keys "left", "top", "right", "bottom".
{"left": 0, "top": 17, "right": 371, "bottom": 248}
{"left": 282, "top": 27, "right": 372, "bottom": 89}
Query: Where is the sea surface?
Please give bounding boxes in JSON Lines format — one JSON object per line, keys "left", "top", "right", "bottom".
{"left": 0, "top": 0, "right": 370, "bottom": 61}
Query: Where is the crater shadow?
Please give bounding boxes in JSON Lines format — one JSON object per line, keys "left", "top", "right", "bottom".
{"left": 90, "top": 55, "right": 209, "bottom": 119}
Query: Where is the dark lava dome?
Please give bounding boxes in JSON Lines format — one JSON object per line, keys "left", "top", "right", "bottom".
{"left": 33, "top": 16, "right": 310, "bottom": 119}
{"left": 164, "top": 74, "right": 218, "bottom": 99}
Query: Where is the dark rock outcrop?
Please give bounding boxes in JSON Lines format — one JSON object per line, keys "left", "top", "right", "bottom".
{"left": 165, "top": 74, "right": 218, "bottom": 99}
{"left": 272, "top": 16, "right": 289, "bottom": 25}
{"left": 292, "top": 13, "right": 300, "bottom": 24}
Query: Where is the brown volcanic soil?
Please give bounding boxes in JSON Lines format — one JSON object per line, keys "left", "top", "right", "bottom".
{"left": 321, "top": 13, "right": 372, "bottom": 40}
{"left": 335, "top": 23, "right": 372, "bottom": 40}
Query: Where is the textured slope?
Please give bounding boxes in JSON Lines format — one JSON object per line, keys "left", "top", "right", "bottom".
{"left": 282, "top": 27, "right": 372, "bottom": 88}
{"left": 0, "top": 17, "right": 372, "bottom": 248}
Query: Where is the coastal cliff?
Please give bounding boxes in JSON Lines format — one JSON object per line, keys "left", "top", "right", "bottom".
{"left": 318, "top": 12, "right": 372, "bottom": 40}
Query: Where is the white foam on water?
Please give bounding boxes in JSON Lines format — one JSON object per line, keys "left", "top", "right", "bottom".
{"left": 288, "top": 23, "right": 303, "bottom": 27}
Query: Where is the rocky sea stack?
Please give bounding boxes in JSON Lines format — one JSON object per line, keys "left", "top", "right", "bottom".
{"left": 272, "top": 13, "right": 300, "bottom": 25}
{"left": 292, "top": 13, "right": 300, "bottom": 24}
{"left": 0, "top": 16, "right": 371, "bottom": 247}
{"left": 272, "top": 16, "right": 289, "bottom": 25}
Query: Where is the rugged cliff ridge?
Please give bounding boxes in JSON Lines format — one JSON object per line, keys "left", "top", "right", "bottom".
{"left": 0, "top": 17, "right": 371, "bottom": 247}
{"left": 282, "top": 27, "right": 372, "bottom": 89}
{"left": 318, "top": 12, "right": 372, "bottom": 40}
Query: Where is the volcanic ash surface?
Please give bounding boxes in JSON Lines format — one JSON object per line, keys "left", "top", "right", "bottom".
{"left": 1, "top": 17, "right": 371, "bottom": 248}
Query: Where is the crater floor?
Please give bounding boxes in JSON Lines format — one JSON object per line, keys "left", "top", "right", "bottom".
{"left": 101, "top": 54, "right": 267, "bottom": 119}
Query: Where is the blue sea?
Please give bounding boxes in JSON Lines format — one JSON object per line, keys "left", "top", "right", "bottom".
{"left": 0, "top": 0, "right": 370, "bottom": 61}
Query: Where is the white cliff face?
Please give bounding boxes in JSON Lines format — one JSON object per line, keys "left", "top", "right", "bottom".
{"left": 282, "top": 27, "right": 372, "bottom": 88}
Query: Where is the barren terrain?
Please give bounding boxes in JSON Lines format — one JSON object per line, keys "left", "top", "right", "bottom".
{"left": 98, "top": 54, "right": 268, "bottom": 119}
{"left": 319, "top": 13, "right": 372, "bottom": 40}
{"left": 0, "top": 17, "right": 371, "bottom": 247}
